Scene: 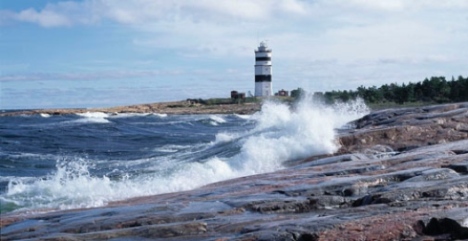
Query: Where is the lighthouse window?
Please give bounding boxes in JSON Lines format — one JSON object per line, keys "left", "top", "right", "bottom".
{"left": 255, "top": 75, "right": 272, "bottom": 82}
{"left": 256, "top": 57, "right": 271, "bottom": 61}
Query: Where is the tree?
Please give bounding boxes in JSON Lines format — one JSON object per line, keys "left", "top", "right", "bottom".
{"left": 318, "top": 75, "right": 467, "bottom": 105}
{"left": 290, "top": 88, "right": 305, "bottom": 99}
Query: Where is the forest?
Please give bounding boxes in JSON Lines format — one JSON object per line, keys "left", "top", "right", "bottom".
{"left": 293, "top": 76, "right": 468, "bottom": 105}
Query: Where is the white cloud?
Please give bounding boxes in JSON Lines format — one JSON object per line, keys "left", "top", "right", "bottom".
{"left": 0, "top": 69, "right": 190, "bottom": 82}
{"left": 5, "top": 1, "right": 104, "bottom": 27}
{"left": 2, "top": 0, "right": 309, "bottom": 27}
{"left": 325, "top": 0, "right": 468, "bottom": 12}
{"left": 4, "top": 0, "right": 465, "bottom": 71}
{"left": 3, "top": 0, "right": 466, "bottom": 62}
{"left": 100, "top": 0, "right": 309, "bottom": 24}
{"left": 342, "top": 0, "right": 404, "bottom": 11}
{"left": 15, "top": 8, "right": 72, "bottom": 27}
{"left": 413, "top": 0, "right": 468, "bottom": 9}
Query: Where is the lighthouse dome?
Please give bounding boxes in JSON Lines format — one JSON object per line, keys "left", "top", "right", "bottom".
{"left": 258, "top": 41, "right": 268, "bottom": 51}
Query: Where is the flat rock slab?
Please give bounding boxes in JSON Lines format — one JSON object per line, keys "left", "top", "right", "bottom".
{"left": 0, "top": 101, "right": 262, "bottom": 116}
{"left": 2, "top": 102, "right": 468, "bottom": 240}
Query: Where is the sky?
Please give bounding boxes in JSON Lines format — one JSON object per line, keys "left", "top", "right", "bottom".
{"left": 1, "top": 0, "right": 467, "bottom": 109}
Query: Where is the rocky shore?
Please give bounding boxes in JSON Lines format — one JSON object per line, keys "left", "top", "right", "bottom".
{"left": 2, "top": 102, "right": 468, "bottom": 240}
{"left": 0, "top": 100, "right": 262, "bottom": 116}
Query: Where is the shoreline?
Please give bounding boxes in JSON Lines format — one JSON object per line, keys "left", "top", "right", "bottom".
{"left": 2, "top": 102, "right": 468, "bottom": 240}
{"left": 0, "top": 100, "right": 263, "bottom": 116}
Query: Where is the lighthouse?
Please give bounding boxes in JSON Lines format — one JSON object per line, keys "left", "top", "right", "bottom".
{"left": 254, "top": 41, "right": 272, "bottom": 97}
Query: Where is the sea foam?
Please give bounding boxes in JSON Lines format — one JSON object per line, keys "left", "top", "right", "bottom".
{"left": 75, "top": 112, "right": 110, "bottom": 123}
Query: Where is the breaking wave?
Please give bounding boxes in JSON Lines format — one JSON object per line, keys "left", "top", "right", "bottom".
{"left": 2, "top": 97, "right": 369, "bottom": 212}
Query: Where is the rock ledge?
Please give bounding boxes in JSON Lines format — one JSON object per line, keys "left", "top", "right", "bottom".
{"left": 2, "top": 103, "right": 468, "bottom": 240}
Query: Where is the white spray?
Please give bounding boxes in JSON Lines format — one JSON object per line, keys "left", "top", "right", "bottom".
{"left": 4, "top": 97, "right": 369, "bottom": 212}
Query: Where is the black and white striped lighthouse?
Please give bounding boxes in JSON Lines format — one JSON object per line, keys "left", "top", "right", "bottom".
{"left": 254, "top": 41, "right": 272, "bottom": 97}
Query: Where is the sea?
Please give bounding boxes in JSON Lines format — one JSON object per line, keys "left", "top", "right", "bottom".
{"left": 0, "top": 98, "right": 369, "bottom": 214}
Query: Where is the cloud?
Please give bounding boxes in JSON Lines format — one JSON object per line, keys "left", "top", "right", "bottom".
{"left": 8, "top": 1, "right": 99, "bottom": 27}
{"left": 2, "top": 0, "right": 467, "bottom": 30}
{"left": 340, "top": 0, "right": 404, "bottom": 11}
{"left": 3, "top": 0, "right": 466, "bottom": 61}
{"left": 15, "top": 8, "right": 71, "bottom": 27}
{"left": 1, "top": 0, "right": 309, "bottom": 27}
{"left": 0, "top": 69, "right": 189, "bottom": 82}
{"left": 325, "top": 0, "right": 468, "bottom": 12}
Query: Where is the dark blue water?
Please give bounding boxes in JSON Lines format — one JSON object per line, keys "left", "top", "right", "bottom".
{"left": 0, "top": 100, "right": 368, "bottom": 214}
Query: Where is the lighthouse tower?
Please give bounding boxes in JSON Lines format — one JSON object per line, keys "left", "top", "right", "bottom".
{"left": 254, "top": 41, "right": 272, "bottom": 97}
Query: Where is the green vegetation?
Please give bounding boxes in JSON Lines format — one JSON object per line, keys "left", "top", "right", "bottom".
{"left": 204, "top": 98, "right": 233, "bottom": 105}
{"left": 291, "top": 88, "right": 305, "bottom": 99}
{"left": 306, "top": 76, "right": 468, "bottom": 106}
{"left": 191, "top": 75, "right": 468, "bottom": 109}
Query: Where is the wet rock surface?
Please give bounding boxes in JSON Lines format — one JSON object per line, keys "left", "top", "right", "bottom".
{"left": 2, "top": 102, "right": 468, "bottom": 240}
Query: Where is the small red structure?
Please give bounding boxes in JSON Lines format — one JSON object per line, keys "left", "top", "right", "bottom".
{"left": 276, "top": 89, "right": 289, "bottom": 97}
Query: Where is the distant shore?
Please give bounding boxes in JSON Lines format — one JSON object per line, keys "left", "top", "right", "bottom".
{"left": 0, "top": 100, "right": 262, "bottom": 116}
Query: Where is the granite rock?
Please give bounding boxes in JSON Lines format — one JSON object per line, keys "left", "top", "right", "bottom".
{"left": 2, "top": 102, "right": 468, "bottom": 240}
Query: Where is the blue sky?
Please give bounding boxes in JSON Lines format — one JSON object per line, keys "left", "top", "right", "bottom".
{"left": 1, "top": 0, "right": 467, "bottom": 109}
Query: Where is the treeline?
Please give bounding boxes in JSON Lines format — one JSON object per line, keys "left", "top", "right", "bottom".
{"left": 312, "top": 76, "right": 468, "bottom": 104}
